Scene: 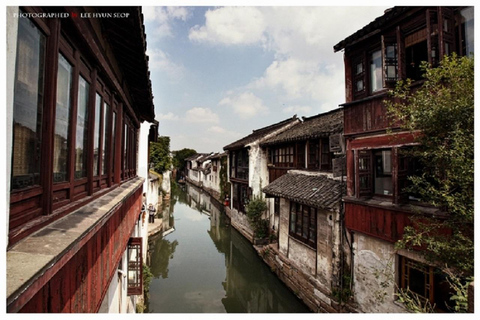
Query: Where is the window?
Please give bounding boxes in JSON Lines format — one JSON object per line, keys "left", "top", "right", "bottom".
{"left": 307, "top": 140, "right": 319, "bottom": 169}
{"left": 289, "top": 202, "right": 316, "bottom": 248}
{"left": 232, "top": 182, "right": 249, "bottom": 213}
{"left": 406, "top": 40, "right": 428, "bottom": 80}
{"left": 102, "top": 103, "right": 110, "bottom": 175}
{"left": 75, "top": 76, "right": 89, "bottom": 179}
{"left": 53, "top": 54, "right": 73, "bottom": 183}
{"left": 353, "top": 57, "right": 365, "bottom": 93}
{"left": 384, "top": 44, "right": 398, "bottom": 82}
{"left": 231, "top": 149, "right": 249, "bottom": 180}
{"left": 399, "top": 256, "right": 453, "bottom": 311}
{"left": 456, "top": 7, "right": 474, "bottom": 57}
{"left": 272, "top": 145, "right": 295, "bottom": 167}
{"left": 93, "top": 94, "right": 102, "bottom": 176}
{"left": 127, "top": 237, "right": 143, "bottom": 296}
{"left": 11, "top": 15, "right": 46, "bottom": 190}
{"left": 274, "top": 197, "right": 280, "bottom": 216}
{"left": 320, "top": 138, "right": 332, "bottom": 170}
{"left": 374, "top": 150, "right": 392, "bottom": 196}
{"left": 358, "top": 150, "right": 372, "bottom": 197}
{"left": 370, "top": 49, "right": 383, "bottom": 92}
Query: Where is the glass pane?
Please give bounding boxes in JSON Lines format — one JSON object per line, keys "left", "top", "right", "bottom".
{"left": 374, "top": 150, "right": 393, "bottom": 195}
{"left": 356, "top": 79, "right": 364, "bottom": 92}
{"left": 93, "top": 94, "right": 101, "bottom": 176}
{"left": 12, "top": 16, "right": 46, "bottom": 189}
{"left": 370, "top": 50, "right": 382, "bottom": 92}
{"left": 356, "top": 62, "right": 363, "bottom": 75}
{"left": 460, "top": 7, "right": 474, "bottom": 56}
{"left": 386, "top": 65, "right": 397, "bottom": 79}
{"left": 102, "top": 103, "right": 110, "bottom": 175}
{"left": 53, "top": 54, "right": 73, "bottom": 182}
{"left": 124, "top": 123, "right": 128, "bottom": 172}
{"left": 75, "top": 76, "right": 89, "bottom": 179}
{"left": 386, "top": 45, "right": 396, "bottom": 59}
{"left": 112, "top": 112, "right": 116, "bottom": 175}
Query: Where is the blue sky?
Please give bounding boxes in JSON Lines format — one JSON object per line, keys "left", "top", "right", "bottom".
{"left": 143, "top": 5, "right": 391, "bottom": 153}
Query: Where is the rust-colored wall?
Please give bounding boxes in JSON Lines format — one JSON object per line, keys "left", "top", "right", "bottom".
{"left": 18, "top": 187, "right": 142, "bottom": 313}
{"left": 344, "top": 201, "right": 411, "bottom": 243}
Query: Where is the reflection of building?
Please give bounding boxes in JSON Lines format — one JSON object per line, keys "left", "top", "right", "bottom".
{"left": 7, "top": 7, "right": 155, "bottom": 313}
{"left": 333, "top": 6, "right": 474, "bottom": 313}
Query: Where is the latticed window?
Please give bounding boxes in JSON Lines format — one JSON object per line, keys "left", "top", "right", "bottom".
{"left": 127, "top": 237, "right": 143, "bottom": 296}
{"left": 289, "top": 202, "right": 317, "bottom": 248}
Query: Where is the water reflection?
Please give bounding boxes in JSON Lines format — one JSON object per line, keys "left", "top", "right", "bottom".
{"left": 146, "top": 183, "right": 310, "bottom": 313}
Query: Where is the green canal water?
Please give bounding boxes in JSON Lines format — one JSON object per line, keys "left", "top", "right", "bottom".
{"left": 145, "top": 182, "right": 311, "bottom": 313}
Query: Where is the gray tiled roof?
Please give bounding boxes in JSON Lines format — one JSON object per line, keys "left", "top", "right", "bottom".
{"left": 261, "top": 108, "right": 343, "bottom": 147}
{"left": 263, "top": 171, "right": 344, "bottom": 211}
{"left": 223, "top": 116, "right": 299, "bottom": 151}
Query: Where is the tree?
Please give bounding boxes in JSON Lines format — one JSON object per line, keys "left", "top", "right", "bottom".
{"left": 385, "top": 54, "right": 474, "bottom": 278}
{"left": 172, "top": 148, "right": 197, "bottom": 173}
{"left": 150, "top": 136, "right": 172, "bottom": 173}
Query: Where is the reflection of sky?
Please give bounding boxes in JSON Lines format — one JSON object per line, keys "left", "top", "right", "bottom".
{"left": 148, "top": 201, "right": 227, "bottom": 313}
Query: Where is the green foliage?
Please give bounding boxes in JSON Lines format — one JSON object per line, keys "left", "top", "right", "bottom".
{"left": 246, "top": 196, "right": 269, "bottom": 239}
{"left": 332, "top": 272, "right": 352, "bottom": 303}
{"left": 385, "top": 54, "right": 474, "bottom": 276}
{"left": 444, "top": 269, "right": 472, "bottom": 313}
{"left": 396, "top": 287, "right": 436, "bottom": 313}
{"left": 172, "top": 148, "right": 197, "bottom": 172}
{"left": 143, "top": 263, "right": 153, "bottom": 293}
{"left": 150, "top": 136, "right": 172, "bottom": 173}
{"left": 219, "top": 155, "right": 230, "bottom": 200}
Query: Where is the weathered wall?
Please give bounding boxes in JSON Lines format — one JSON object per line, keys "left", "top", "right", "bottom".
{"left": 352, "top": 233, "right": 405, "bottom": 313}
{"left": 258, "top": 245, "right": 340, "bottom": 313}
{"left": 226, "top": 207, "right": 254, "bottom": 242}
{"left": 278, "top": 198, "right": 289, "bottom": 256}
{"left": 248, "top": 144, "right": 269, "bottom": 202}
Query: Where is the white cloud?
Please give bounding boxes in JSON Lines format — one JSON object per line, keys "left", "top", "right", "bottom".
{"left": 207, "top": 126, "right": 226, "bottom": 133}
{"left": 185, "top": 107, "right": 219, "bottom": 124}
{"left": 191, "top": 7, "right": 388, "bottom": 111}
{"left": 282, "top": 105, "right": 312, "bottom": 115}
{"left": 219, "top": 91, "right": 268, "bottom": 119}
{"left": 146, "top": 48, "right": 185, "bottom": 81}
{"left": 143, "top": 6, "right": 191, "bottom": 39}
{"left": 189, "top": 7, "right": 266, "bottom": 45}
{"left": 157, "top": 112, "right": 179, "bottom": 121}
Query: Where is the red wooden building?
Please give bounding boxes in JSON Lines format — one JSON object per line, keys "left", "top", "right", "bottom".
{"left": 334, "top": 6, "right": 473, "bottom": 312}
{"left": 6, "top": 6, "right": 155, "bottom": 312}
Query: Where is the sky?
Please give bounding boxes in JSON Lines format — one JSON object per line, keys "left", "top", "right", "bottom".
{"left": 142, "top": 3, "right": 392, "bottom": 153}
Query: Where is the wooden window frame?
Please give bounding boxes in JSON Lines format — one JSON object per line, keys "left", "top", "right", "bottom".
{"left": 289, "top": 202, "right": 317, "bottom": 249}
{"left": 8, "top": 10, "right": 141, "bottom": 246}
{"left": 127, "top": 237, "right": 143, "bottom": 296}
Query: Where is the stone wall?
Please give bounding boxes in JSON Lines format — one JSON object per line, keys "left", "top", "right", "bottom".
{"left": 257, "top": 245, "right": 340, "bottom": 313}
{"left": 352, "top": 234, "right": 405, "bottom": 313}
{"left": 225, "top": 206, "right": 254, "bottom": 242}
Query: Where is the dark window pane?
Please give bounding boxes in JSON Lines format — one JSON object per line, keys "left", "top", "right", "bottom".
{"left": 93, "top": 94, "right": 101, "bottom": 176}
{"left": 12, "top": 16, "right": 45, "bottom": 189}
{"left": 112, "top": 111, "right": 116, "bottom": 175}
{"left": 53, "top": 54, "right": 73, "bottom": 182}
{"left": 75, "top": 76, "right": 89, "bottom": 179}
{"left": 102, "top": 103, "right": 110, "bottom": 175}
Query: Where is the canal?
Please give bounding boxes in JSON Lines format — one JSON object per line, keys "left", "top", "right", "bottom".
{"left": 145, "top": 182, "right": 311, "bottom": 313}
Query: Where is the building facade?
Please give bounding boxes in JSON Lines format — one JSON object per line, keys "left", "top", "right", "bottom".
{"left": 333, "top": 6, "right": 474, "bottom": 312}
{"left": 6, "top": 6, "right": 155, "bottom": 312}
{"left": 223, "top": 116, "right": 300, "bottom": 240}
{"left": 260, "top": 109, "right": 347, "bottom": 312}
